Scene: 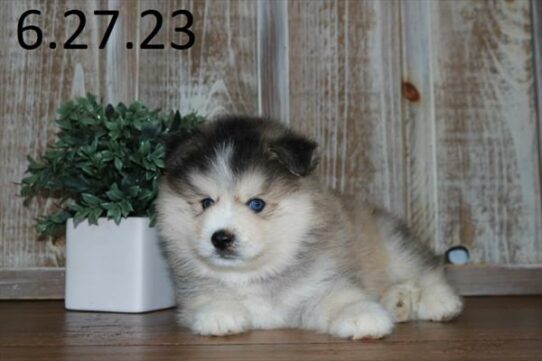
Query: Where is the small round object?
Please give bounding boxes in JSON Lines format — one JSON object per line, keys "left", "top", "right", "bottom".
{"left": 49, "top": 42, "right": 57, "bottom": 49}
{"left": 247, "top": 198, "right": 266, "bottom": 213}
{"left": 201, "top": 197, "right": 215, "bottom": 210}
{"left": 445, "top": 246, "right": 470, "bottom": 265}
{"left": 126, "top": 41, "right": 133, "bottom": 49}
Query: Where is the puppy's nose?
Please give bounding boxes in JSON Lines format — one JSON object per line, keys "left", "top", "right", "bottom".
{"left": 211, "top": 230, "right": 236, "bottom": 251}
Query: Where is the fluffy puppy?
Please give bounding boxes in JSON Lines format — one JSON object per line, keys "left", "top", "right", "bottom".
{"left": 156, "top": 116, "right": 462, "bottom": 339}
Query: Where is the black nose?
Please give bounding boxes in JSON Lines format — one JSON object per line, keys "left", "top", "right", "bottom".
{"left": 211, "top": 230, "right": 235, "bottom": 251}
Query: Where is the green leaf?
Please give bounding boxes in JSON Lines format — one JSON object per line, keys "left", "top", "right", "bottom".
{"left": 68, "top": 202, "right": 82, "bottom": 212}
{"left": 148, "top": 209, "right": 157, "bottom": 227}
{"left": 80, "top": 117, "right": 96, "bottom": 126}
{"left": 139, "top": 140, "right": 151, "bottom": 154}
{"left": 104, "top": 120, "right": 119, "bottom": 131}
{"left": 139, "top": 189, "right": 155, "bottom": 202}
{"left": 81, "top": 193, "right": 101, "bottom": 206}
{"left": 119, "top": 199, "right": 134, "bottom": 216}
{"left": 106, "top": 183, "right": 124, "bottom": 201}
{"left": 99, "top": 150, "right": 114, "bottom": 162}
{"left": 106, "top": 203, "right": 122, "bottom": 224}
{"left": 50, "top": 210, "right": 70, "bottom": 224}
{"left": 26, "top": 156, "right": 46, "bottom": 171}
{"left": 88, "top": 208, "right": 103, "bottom": 225}
{"left": 55, "top": 118, "right": 73, "bottom": 130}
{"left": 127, "top": 185, "right": 141, "bottom": 197}
{"left": 110, "top": 129, "right": 121, "bottom": 140}
{"left": 114, "top": 158, "right": 123, "bottom": 172}
{"left": 74, "top": 209, "right": 89, "bottom": 226}
{"left": 153, "top": 158, "right": 165, "bottom": 168}
{"left": 80, "top": 164, "right": 94, "bottom": 176}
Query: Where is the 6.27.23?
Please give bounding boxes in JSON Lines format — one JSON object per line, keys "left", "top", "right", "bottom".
{"left": 17, "top": 9, "right": 195, "bottom": 50}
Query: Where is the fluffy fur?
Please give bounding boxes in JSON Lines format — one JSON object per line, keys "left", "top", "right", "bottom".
{"left": 156, "top": 116, "right": 462, "bottom": 339}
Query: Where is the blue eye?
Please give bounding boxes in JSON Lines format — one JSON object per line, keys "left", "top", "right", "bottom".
{"left": 201, "top": 198, "right": 215, "bottom": 210}
{"left": 247, "top": 198, "right": 266, "bottom": 213}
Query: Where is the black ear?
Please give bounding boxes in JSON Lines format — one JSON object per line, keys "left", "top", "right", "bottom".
{"left": 268, "top": 134, "right": 319, "bottom": 176}
{"left": 164, "top": 130, "right": 203, "bottom": 172}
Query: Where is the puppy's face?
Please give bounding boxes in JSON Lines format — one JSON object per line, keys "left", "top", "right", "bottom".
{"left": 156, "top": 118, "right": 319, "bottom": 282}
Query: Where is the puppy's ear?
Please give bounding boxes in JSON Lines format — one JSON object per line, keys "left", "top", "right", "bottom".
{"left": 164, "top": 130, "right": 203, "bottom": 171}
{"left": 268, "top": 134, "right": 319, "bottom": 176}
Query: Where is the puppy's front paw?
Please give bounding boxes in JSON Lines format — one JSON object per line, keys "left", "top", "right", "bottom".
{"left": 328, "top": 302, "right": 393, "bottom": 340}
{"left": 189, "top": 303, "right": 251, "bottom": 336}
{"left": 381, "top": 283, "right": 420, "bottom": 323}
{"left": 417, "top": 283, "right": 463, "bottom": 322}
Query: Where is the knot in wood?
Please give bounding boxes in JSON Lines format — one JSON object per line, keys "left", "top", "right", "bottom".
{"left": 402, "top": 81, "right": 421, "bottom": 102}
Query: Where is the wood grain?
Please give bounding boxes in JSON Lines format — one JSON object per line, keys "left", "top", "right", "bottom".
{"left": 5, "top": 266, "right": 542, "bottom": 299}
{"left": 97, "top": 0, "right": 140, "bottom": 104}
{"left": 0, "top": 268, "right": 64, "bottom": 299}
{"left": 427, "top": 0, "right": 542, "bottom": 264}
{"left": 400, "top": 0, "right": 439, "bottom": 247}
{"left": 533, "top": 0, "right": 542, "bottom": 205}
{"left": 445, "top": 265, "right": 542, "bottom": 295}
{"left": 2, "top": 341, "right": 542, "bottom": 361}
{"left": 3, "top": 297, "right": 542, "bottom": 345}
{"left": 287, "top": 0, "right": 405, "bottom": 218}
{"left": 136, "top": 0, "right": 259, "bottom": 117}
{"left": 0, "top": 297, "right": 541, "bottom": 360}
{"left": 0, "top": 0, "right": 105, "bottom": 268}
{"left": 257, "top": 0, "right": 289, "bottom": 123}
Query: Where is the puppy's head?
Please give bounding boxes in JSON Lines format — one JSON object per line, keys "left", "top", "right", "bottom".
{"left": 156, "top": 116, "right": 319, "bottom": 283}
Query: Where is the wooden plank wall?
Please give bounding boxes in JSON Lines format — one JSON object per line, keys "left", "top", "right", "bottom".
{"left": 286, "top": 1, "right": 405, "bottom": 218}
{"left": 1, "top": 0, "right": 103, "bottom": 269}
{"left": 0, "top": 0, "right": 541, "bottom": 296}
{"left": 276, "top": 0, "right": 542, "bottom": 265}
{"left": 430, "top": 0, "right": 541, "bottom": 264}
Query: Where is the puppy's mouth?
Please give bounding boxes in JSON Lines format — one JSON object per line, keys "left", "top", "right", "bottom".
{"left": 193, "top": 241, "right": 263, "bottom": 269}
{"left": 205, "top": 251, "right": 249, "bottom": 269}
{"left": 206, "top": 247, "right": 264, "bottom": 269}
{"left": 214, "top": 249, "right": 239, "bottom": 260}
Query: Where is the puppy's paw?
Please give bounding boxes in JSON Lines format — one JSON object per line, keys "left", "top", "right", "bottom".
{"left": 328, "top": 302, "right": 393, "bottom": 340}
{"left": 189, "top": 303, "right": 251, "bottom": 336}
{"left": 381, "top": 283, "right": 420, "bottom": 323}
{"left": 417, "top": 283, "right": 463, "bottom": 322}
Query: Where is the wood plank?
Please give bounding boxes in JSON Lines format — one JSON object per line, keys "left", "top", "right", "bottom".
{"left": 400, "top": 0, "right": 439, "bottom": 247}
{"left": 2, "top": 266, "right": 541, "bottom": 299}
{"left": 257, "top": 0, "right": 289, "bottom": 122}
{"left": 2, "top": 340, "right": 542, "bottom": 361}
{"left": 137, "top": 0, "right": 259, "bottom": 116}
{"left": 428, "top": 0, "right": 542, "bottom": 263}
{"left": 0, "top": 0, "right": 112, "bottom": 268}
{"left": 533, "top": 0, "right": 542, "bottom": 192}
{"left": 0, "top": 268, "right": 64, "bottom": 299}
{"left": 97, "top": 0, "right": 140, "bottom": 104}
{"left": 1, "top": 297, "right": 541, "bottom": 346}
{"left": 287, "top": 0, "right": 405, "bottom": 216}
{"left": 446, "top": 265, "right": 542, "bottom": 296}
{"left": 0, "top": 298, "right": 541, "bottom": 361}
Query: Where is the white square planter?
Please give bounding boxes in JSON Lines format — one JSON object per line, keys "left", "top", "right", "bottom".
{"left": 65, "top": 217, "right": 176, "bottom": 313}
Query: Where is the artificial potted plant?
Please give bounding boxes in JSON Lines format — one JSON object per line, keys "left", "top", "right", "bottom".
{"left": 20, "top": 94, "right": 204, "bottom": 312}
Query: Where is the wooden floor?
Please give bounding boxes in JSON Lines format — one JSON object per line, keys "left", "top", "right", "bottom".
{"left": 0, "top": 297, "right": 541, "bottom": 361}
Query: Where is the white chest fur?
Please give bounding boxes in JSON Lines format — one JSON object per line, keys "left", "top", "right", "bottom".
{"left": 232, "top": 257, "right": 337, "bottom": 329}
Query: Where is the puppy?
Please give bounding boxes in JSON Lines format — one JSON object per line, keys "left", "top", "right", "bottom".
{"left": 156, "top": 116, "right": 462, "bottom": 339}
